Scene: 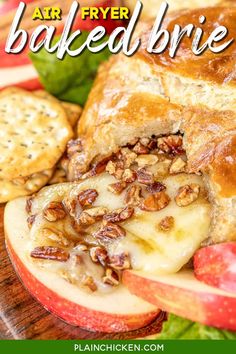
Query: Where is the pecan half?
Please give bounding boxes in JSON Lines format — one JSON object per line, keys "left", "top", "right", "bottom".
{"left": 158, "top": 216, "right": 175, "bottom": 232}
{"left": 175, "top": 184, "right": 200, "bottom": 207}
{"left": 137, "top": 168, "right": 154, "bottom": 185}
{"left": 90, "top": 246, "right": 108, "bottom": 267}
{"left": 103, "top": 207, "right": 134, "bottom": 223}
{"left": 78, "top": 189, "right": 98, "bottom": 207}
{"left": 102, "top": 268, "right": 119, "bottom": 286}
{"left": 108, "top": 252, "right": 131, "bottom": 270}
{"left": 125, "top": 185, "right": 142, "bottom": 206}
{"left": 30, "top": 246, "right": 69, "bottom": 262}
{"left": 107, "top": 181, "right": 127, "bottom": 195}
{"left": 141, "top": 191, "right": 170, "bottom": 212}
{"left": 146, "top": 182, "right": 166, "bottom": 194}
{"left": 43, "top": 202, "right": 66, "bottom": 222}
{"left": 93, "top": 222, "right": 126, "bottom": 241}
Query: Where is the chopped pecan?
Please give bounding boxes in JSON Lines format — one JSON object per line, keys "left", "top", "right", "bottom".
{"left": 102, "top": 268, "right": 119, "bottom": 286}
{"left": 82, "top": 276, "right": 97, "bottom": 292}
{"left": 78, "top": 211, "right": 96, "bottom": 226}
{"left": 26, "top": 196, "right": 35, "bottom": 214}
{"left": 30, "top": 246, "right": 69, "bottom": 262}
{"left": 108, "top": 252, "right": 131, "bottom": 270}
{"left": 106, "top": 161, "right": 124, "bottom": 180}
{"left": 75, "top": 254, "right": 83, "bottom": 265}
{"left": 147, "top": 138, "right": 157, "bottom": 150}
{"left": 93, "top": 222, "right": 126, "bottom": 241}
{"left": 146, "top": 182, "right": 166, "bottom": 194}
{"left": 135, "top": 154, "right": 158, "bottom": 167}
{"left": 122, "top": 169, "right": 136, "bottom": 183}
{"left": 90, "top": 246, "right": 108, "bottom": 266}
{"left": 137, "top": 168, "right": 154, "bottom": 185}
{"left": 125, "top": 185, "right": 142, "bottom": 206}
{"left": 107, "top": 181, "right": 127, "bottom": 195}
{"left": 41, "top": 228, "right": 70, "bottom": 247}
{"left": 85, "top": 207, "right": 108, "bottom": 218}
{"left": 169, "top": 157, "right": 186, "bottom": 174}
{"left": 103, "top": 206, "right": 134, "bottom": 223}
{"left": 78, "top": 207, "right": 108, "bottom": 226}
{"left": 74, "top": 243, "right": 88, "bottom": 252}
{"left": 67, "top": 139, "right": 83, "bottom": 158}
{"left": 157, "top": 135, "right": 184, "bottom": 155}
{"left": 27, "top": 214, "right": 36, "bottom": 229}
{"left": 120, "top": 148, "right": 137, "bottom": 168}
{"left": 90, "top": 156, "right": 112, "bottom": 176}
{"left": 158, "top": 216, "right": 175, "bottom": 232}
{"left": 133, "top": 141, "right": 149, "bottom": 154}
{"left": 62, "top": 196, "right": 78, "bottom": 218}
{"left": 78, "top": 189, "right": 98, "bottom": 207}
{"left": 43, "top": 202, "right": 66, "bottom": 222}
{"left": 154, "top": 159, "right": 172, "bottom": 178}
{"left": 141, "top": 191, "right": 170, "bottom": 212}
{"left": 72, "top": 220, "right": 88, "bottom": 234}
{"left": 175, "top": 184, "right": 200, "bottom": 207}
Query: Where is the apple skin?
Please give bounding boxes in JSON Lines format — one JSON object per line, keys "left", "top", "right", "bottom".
{"left": 194, "top": 243, "right": 236, "bottom": 294}
{"left": 123, "top": 270, "right": 236, "bottom": 331}
{"left": 6, "top": 238, "right": 159, "bottom": 333}
{"left": 0, "top": 77, "right": 43, "bottom": 91}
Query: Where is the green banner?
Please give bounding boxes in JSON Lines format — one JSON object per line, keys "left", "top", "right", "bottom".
{"left": 0, "top": 340, "right": 235, "bottom": 354}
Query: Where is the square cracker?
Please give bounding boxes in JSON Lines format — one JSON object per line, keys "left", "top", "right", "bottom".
{"left": 0, "top": 88, "right": 73, "bottom": 180}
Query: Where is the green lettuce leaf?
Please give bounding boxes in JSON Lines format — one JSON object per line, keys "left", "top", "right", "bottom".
{"left": 30, "top": 32, "right": 111, "bottom": 106}
{"left": 158, "top": 314, "right": 236, "bottom": 340}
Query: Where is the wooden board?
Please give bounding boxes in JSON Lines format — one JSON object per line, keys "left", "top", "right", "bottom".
{"left": 0, "top": 205, "right": 164, "bottom": 339}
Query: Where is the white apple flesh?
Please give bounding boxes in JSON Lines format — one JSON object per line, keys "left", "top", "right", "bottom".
{"left": 4, "top": 198, "right": 159, "bottom": 333}
{"left": 123, "top": 270, "right": 236, "bottom": 331}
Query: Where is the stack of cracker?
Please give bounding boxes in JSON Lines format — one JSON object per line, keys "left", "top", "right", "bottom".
{"left": 0, "top": 88, "right": 81, "bottom": 203}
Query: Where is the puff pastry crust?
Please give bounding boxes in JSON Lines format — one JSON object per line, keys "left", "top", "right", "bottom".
{"left": 71, "top": 6, "right": 236, "bottom": 243}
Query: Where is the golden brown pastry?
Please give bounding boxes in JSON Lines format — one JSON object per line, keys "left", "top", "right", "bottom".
{"left": 68, "top": 6, "right": 236, "bottom": 243}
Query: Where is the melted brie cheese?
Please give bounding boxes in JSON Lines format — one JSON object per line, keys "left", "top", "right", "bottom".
{"left": 30, "top": 172, "right": 210, "bottom": 276}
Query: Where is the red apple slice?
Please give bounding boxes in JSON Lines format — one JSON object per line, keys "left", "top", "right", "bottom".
{"left": 194, "top": 243, "right": 236, "bottom": 294}
{"left": 123, "top": 270, "right": 236, "bottom": 331}
{"left": 4, "top": 198, "right": 159, "bottom": 333}
{"left": 0, "top": 64, "right": 41, "bottom": 90}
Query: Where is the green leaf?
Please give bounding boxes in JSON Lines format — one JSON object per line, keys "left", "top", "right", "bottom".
{"left": 30, "top": 32, "right": 111, "bottom": 106}
{"left": 157, "top": 314, "right": 236, "bottom": 340}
